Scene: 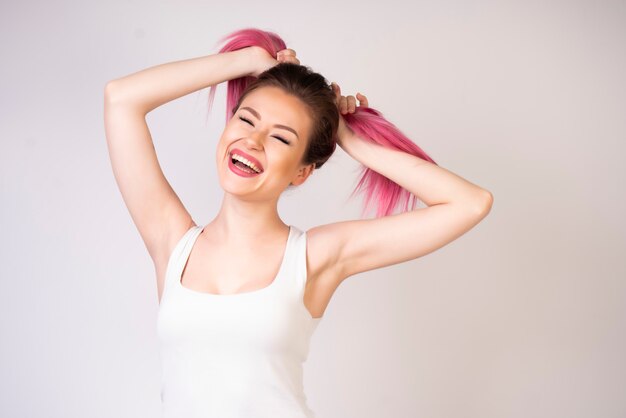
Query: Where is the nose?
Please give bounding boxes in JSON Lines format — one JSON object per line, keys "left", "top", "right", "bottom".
{"left": 244, "top": 130, "right": 265, "bottom": 150}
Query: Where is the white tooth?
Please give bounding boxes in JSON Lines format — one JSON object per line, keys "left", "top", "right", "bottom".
{"left": 233, "top": 154, "right": 261, "bottom": 173}
{"left": 232, "top": 154, "right": 261, "bottom": 173}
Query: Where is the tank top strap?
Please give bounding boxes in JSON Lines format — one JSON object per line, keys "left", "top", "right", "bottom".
{"left": 164, "top": 224, "right": 203, "bottom": 293}
{"left": 279, "top": 225, "right": 308, "bottom": 293}
{"left": 282, "top": 225, "right": 321, "bottom": 323}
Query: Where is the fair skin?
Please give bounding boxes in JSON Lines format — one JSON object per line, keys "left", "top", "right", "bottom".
{"left": 104, "top": 47, "right": 493, "bottom": 318}
{"left": 210, "top": 85, "right": 316, "bottom": 241}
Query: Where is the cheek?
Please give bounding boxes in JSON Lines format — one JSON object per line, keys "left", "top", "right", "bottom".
{"left": 276, "top": 158, "right": 300, "bottom": 176}
{"left": 215, "top": 140, "right": 231, "bottom": 169}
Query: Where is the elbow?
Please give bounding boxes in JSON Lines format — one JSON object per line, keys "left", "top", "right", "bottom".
{"left": 474, "top": 190, "right": 493, "bottom": 217}
{"left": 104, "top": 80, "right": 125, "bottom": 105}
{"left": 452, "top": 190, "right": 493, "bottom": 218}
{"left": 104, "top": 81, "right": 117, "bottom": 103}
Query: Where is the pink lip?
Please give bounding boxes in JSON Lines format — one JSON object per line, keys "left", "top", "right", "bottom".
{"left": 229, "top": 148, "right": 264, "bottom": 172}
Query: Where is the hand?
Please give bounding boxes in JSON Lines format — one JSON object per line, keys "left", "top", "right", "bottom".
{"left": 247, "top": 46, "right": 300, "bottom": 78}
{"left": 330, "top": 82, "right": 369, "bottom": 146}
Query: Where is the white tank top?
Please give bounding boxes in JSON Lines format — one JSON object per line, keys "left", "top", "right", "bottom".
{"left": 157, "top": 224, "right": 323, "bottom": 417}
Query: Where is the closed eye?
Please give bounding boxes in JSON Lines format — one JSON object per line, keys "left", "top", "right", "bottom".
{"left": 238, "top": 116, "right": 290, "bottom": 145}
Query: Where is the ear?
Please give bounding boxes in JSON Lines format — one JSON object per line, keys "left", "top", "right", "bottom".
{"left": 290, "top": 162, "right": 316, "bottom": 186}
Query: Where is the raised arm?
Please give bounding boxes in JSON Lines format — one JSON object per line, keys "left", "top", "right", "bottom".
{"left": 318, "top": 134, "right": 493, "bottom": 282}
{"left": 309, "top": 84, "right": 493, "bottom": 284}
{"left": 103, "top": 48, "right": 256, "bottom": 268}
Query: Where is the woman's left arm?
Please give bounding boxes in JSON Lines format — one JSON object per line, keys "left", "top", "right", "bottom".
{"left": 340, "top": 133, "right": 492, "bottom": 210}
{"left": 311, "top": 84, "right": 493, "bottom": 281}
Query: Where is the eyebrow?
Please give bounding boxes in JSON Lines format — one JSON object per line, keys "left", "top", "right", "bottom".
{"left": 240, "top": 106, "right": 299, "bottom": 140}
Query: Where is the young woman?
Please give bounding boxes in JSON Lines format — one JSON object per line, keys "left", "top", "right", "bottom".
{"left": 104, "top": 31, "right": 492, "bottom": 418}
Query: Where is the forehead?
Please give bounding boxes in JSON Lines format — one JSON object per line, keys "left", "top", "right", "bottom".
{"left": 240, "top": 86, "right": 311, "bottom": 128}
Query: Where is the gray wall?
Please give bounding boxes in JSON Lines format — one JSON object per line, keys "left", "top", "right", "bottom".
{"left": 1, "top": 0, "right": 624, "bottom": 417}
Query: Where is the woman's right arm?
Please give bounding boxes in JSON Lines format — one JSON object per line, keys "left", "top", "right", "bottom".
{"left": 103, "top": 48, "right": 257, "bottom": 267}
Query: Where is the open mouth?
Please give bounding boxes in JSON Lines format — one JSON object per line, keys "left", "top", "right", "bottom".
{"left": 228, "top": 152, "right": 263, "bottom": 177}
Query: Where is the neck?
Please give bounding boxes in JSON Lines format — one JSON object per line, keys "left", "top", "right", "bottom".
{"left": 206, "top": 192, "right": 288, "bottom": 244}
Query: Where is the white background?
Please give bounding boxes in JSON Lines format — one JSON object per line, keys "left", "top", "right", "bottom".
{"left": 1, "top": 0, "right": 625, "bottom": 417}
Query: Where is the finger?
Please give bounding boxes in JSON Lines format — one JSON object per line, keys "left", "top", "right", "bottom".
{"left": 347, "top": 95, "right": 357, "bottom": 112}
{"left": 277, "top": 54, "right": 300, "bottom": 65}
{"left": 356, "top": 92, "right": 369, "bottom": 107}
{"left": 279, "top": 48, "right": 296, "bottom": 57}
{"left": 331, "top": 83, "right": 341, "bottom": 102}
{"left": 335, "top": 90, "right": 346, "bottom": 112}
{"left": 340, "top": 97, "right": 348, "bottom": 114}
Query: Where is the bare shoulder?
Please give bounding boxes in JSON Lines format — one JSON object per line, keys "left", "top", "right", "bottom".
{"left": 305, "top": 222, "right": 346, "bottom": 288}
{"left": 303, "top": 222, "right": 357, "bottom": 318}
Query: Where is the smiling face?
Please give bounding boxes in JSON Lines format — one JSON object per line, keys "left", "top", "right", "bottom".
{"left": 215, "top": 85, "right": 316, "bottom": 200}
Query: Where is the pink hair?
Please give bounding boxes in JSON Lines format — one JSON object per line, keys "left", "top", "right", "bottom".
{"left": 207, "top": 28, "right": 438, "bottom": 219}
